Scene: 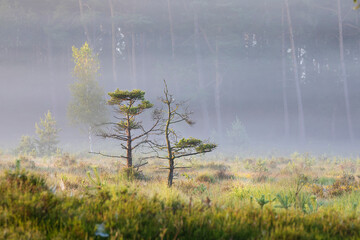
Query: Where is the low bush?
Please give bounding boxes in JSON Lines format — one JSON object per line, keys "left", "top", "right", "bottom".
{"left": 196, "top": 172, "right": 216, "bottom": 183}
{"left": 53, "top": 153, "right": 77, "bottom": 167}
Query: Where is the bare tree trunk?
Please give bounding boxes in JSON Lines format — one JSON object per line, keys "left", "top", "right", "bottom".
{"left": 285, "top": 0, "right": 306, "bottom": 142}
{"left": 78, "top": 0, "right": 91, "bottom": 44}
{"left": 165, "top": 101, "right": 174, "bottom": 187}
{"left": 337, "top": 0, "right": 354, "bottom": 141}
{"left": 194, "top": 12, "right": 210, "bottom": 133}
{"left": 109, "top": 0, "right": 117, "bottom": 83}
{"left": 131, "top": 31, "right": 137, "bottom": 88}
{"left": 215, "top": 35, "right": 223, "bottom": 136}
{"left": 281, "top": 4, "right": 290, "bottom": 139}
{"left": 167, "top": 0, "right": 175, "bottom": 59}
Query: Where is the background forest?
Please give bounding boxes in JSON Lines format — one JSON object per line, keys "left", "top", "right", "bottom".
{"left": 1, "top": 0, "right": 360, "bottom": 154}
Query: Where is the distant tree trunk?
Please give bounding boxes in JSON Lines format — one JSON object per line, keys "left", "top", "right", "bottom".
{"left": 281, "top": 5, "right": 290, "bottom": 139}
{"left": 47, "top": 36, "right": 56, "bottom": 113}
{"left": 140, "top": 33, "right": 146, "bottom": 87}
{"left": 194, "top": 12, "right": 210, "bottom": 133}
{"left": 109, "top": 0, "right": 117, "bottom": 83}
{"left": 131, "top": 31, "right": 137, "bottom": 88}
{"left": 167, "top": 0, "right": 175, "bottom": 59}
{"left": 78, "top": 0, "right": 91, "bottom": 44}
{"left": 215, "top": 35, "right": 223, "bottom": 137}
{"left": 337, "top": 0, "right": 354, "bottom": 141}
{"left": 331, "top": 106, "right": 336, "bottom": 142}
{"left": 88, "top": 125, "right": 93, "bottom": 152}
{"left": 285, "top": 0, "right": 306, "bottom": 142}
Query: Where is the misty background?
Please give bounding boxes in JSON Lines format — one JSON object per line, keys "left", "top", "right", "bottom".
{"left": 1, "top": 0, "right": 360, "bottom": 155}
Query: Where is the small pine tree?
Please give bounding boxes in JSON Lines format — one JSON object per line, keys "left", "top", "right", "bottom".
{"left": 14, "top": 135, "right": 37, "bottom": 156}
{"left": 35, "top": 111, "right": 60, "bottom": 156}
{"left": 226, "top": 116, "right": 249, "bottom": 147}
{"left": 99, "top": 89, "right": 159, "bottom": 168}
{"left": 160, "top": 81, "right": 217, "bottom": 187}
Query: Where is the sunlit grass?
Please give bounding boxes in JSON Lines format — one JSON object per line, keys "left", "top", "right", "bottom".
{"left": 1, "top": 152, "right": 360, "bottom": 239}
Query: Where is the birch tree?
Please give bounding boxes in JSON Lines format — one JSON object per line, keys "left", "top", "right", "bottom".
{"left": 68, "top": 42, "right": 107, "bottom": 152}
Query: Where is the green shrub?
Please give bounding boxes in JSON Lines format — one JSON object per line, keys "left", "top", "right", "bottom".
{"left": 316, "top": 177, "right": 336, "bottom": 186}
{"left": 54, "top": 153, "right": 77, "bottom": 167}
{"left": 4, "top": 169, "right": 47, "bottom": 193}
{"left": 196, "top": 173, "right": 216, "bottom": 183}
{"left": 14, "top": 135, "right": 37, "bottom": 157}
{"left": 119, "top": 167, "right": 145, "bottom": 181}
{"left": 215, "top": 168, "right": 235, "bottom": 180}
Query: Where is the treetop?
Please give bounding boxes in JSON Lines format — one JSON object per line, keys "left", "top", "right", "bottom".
{"left": 108, "top": 89, "right": 146, "bottom": 104}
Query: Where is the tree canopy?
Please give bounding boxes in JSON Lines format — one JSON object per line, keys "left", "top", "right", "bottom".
{"left": 68, "top": 42, "right": 107, "bottom": 151}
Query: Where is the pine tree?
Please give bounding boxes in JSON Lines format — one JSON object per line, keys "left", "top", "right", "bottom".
{"left": 35, "top": 111, "right": 60, "bottom": 156}
{"left": 68, "top": 42, "right": 107, "bottom": 152}
{"left": 99, "top": 89, "right": 159, "bottom": 168}
{"left": 14, "top": 135, "right": 37, "bottom": 156}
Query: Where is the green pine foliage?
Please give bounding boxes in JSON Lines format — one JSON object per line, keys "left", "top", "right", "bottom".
{"left": 107, "top": 89, "right": 153, "bottom": 118}
{"left": 174, "top": 137, "right": 216, "bottom": 154}
{"left": 107, "top": 89, "right": 154, "bottom": 134}
{"left": 100, "top": 89, "right": 156, "bottom": 168}
{"left": 35, "top": 111, "right": 60, "bottom": 156}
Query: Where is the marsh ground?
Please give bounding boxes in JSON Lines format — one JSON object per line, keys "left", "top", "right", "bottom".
{"left": 1, "top": 152, "right": 360, "bottom": 239}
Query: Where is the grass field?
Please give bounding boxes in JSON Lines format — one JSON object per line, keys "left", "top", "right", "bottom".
{"left": 1, "top": 152, "right": 360, "bottom": 239}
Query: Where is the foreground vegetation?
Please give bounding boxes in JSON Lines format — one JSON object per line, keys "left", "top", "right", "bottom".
{"left": 1, "top": 152, "right": 360, "bottom": 239}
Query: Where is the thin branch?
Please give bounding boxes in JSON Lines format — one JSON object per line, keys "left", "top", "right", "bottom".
{"left": 90, "top": 151, "right": 127, "bottom": 159}
{"left": 133, "top": 161, "right": 148, "bottom": 168}
{"left": 138, "top": 155, "right": 159, "bottom": 161}
{"left": 99, "top": 133, "right": 128, "bottom": 141}
{"left": 132, "top": 139, "right": 151, "bottom": 150}
{"left": 159, "top": 166, "right": 191, "bottom": 169}
{"left": 120, "top": 143, "right": 127, "bottom": 149}
{"left": 174, "top": 150, "right": 212, "bottom": 159}
{"left": 132, "top": 119, "right": 161, "bottom": 141}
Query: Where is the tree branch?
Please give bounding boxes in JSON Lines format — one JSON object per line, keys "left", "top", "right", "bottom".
{"left": 90, "top": 151, "right": 127, "bottom": 159}
{"left": 133, "top": 161, "right": 148, "bottom": 168}
{"left": 132, "top": 119, "right": 161, "bottom": 141}
{"left": 174, "top": 150, "right": 212, "bottom": 159}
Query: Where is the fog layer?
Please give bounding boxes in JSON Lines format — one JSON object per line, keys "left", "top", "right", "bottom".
{"left": 1, "top": 0, "right": 360, "bottom": 154}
